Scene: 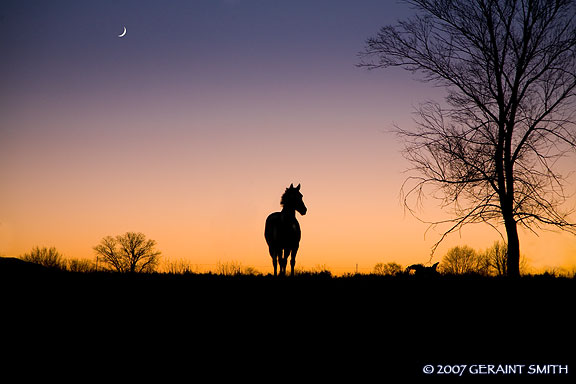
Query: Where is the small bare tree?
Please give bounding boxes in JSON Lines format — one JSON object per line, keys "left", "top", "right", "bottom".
{"left": 93, "top": 232, "right": 161, "bottom": 273}
{"left": 66, "top": 258, "right": 97, "bottom": 273}
{"left": 483, "top": 241, "right": 508, "bottom": 276}
{"left": 441, "top": 245, "right": 489, "bottom": 274}
{"left": 21, "top": 246, "right": 65, "bottom": 269}
{"left": 480, "top": 241, "right": 530, "bottom": 275}
{"left": 360, "top": 0, "right": 576, "bottom": 277}
{"left": 373, "top": 262, "right": 404, "bottom": 275}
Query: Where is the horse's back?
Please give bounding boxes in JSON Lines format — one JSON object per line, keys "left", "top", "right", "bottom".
{"left": 265, "top": 212, "right": 281, "bottom": 224}
{"left": 264, "top": 212, "right": 300, "bottom": 247}
{"left": 264, "top": 212, "right": 280, "bottom": 244}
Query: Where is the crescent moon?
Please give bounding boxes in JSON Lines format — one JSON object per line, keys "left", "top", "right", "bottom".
{"left": 118, "top": 26, "right": 127, "bottom": 38}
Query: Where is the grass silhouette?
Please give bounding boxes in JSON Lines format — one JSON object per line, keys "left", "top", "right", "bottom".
{"left": 1, "top": 256, "right": 573, "bottom": 380}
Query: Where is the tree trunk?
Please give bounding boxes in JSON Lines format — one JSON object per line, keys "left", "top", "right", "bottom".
{"left": 505, "top": 217, "right": 520, "bottom": 277}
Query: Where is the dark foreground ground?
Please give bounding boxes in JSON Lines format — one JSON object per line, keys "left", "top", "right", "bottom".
{"left": 1, "top": 260, "right": 574, "bottom": 381}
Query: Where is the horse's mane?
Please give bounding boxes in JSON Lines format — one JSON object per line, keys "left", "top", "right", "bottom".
{"left": 280, "top": 188, "right": 291, "bottom": 206}
{"left": 280, "top": 184, "right": 303, "bottom": 208}
{"left": 280, "top": 188, "right": 299, "bottom": 206}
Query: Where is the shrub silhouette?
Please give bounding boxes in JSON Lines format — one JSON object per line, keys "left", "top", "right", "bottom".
{"left": 93, "top": 232, "right": 161, "bottom": 273}
{"left": 21, "top": 246, "right": 65, "bottom": 270}
{"left": 440, "top": 246, "right": 486, "bottom": 275}
{"left": 373, "top": 262, "right": 403, "bottom": 276}
{"left": 66, "top": 258, "right": 97, "bottom": 273}
{"left": 215, "top": 261, "right": 261, "bottom": 276}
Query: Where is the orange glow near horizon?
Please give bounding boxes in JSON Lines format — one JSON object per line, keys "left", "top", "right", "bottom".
{"left": 2, "top": 149, "right": 575, "bottom": 275}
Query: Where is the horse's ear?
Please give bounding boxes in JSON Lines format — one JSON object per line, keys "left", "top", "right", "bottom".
{"left": 290, "top": 183, "right": 294, "bottom": 189}
{"left": 296, "top": 184, "right": 301, "bottom": 190}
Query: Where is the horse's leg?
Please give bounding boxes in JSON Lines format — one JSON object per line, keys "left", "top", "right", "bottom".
{"left": 270, "top": 247, "right": 278, "bottom": 276}
{"left": 289, "top": 247, "right": 298, "bottom": 277}
{"left": 280, "top": 249, "right": 289, "bottom": 276}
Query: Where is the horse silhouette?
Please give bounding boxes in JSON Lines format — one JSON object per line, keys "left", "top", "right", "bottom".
{"left": 265, "top": 184, "right": 307, "bottom": 276}
{"left": 405, "top": 262, "right": 439, "bottom": 276}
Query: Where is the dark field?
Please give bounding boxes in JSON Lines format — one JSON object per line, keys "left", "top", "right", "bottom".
{"left": 2, "top": 263, "right": 574, "bottom": 381}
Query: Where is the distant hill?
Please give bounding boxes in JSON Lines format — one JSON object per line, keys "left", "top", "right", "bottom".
{"left": 0, "top": 257, "right": 48, "bottom": 274}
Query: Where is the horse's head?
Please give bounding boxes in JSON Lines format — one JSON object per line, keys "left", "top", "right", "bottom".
{"left": 281, "top": 183, "right": 307, "bottom": 216}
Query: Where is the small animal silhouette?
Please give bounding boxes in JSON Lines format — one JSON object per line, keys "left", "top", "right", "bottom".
{"left": 264, "top": 184, "right": 307, "bottom": 276}
{"left": 405, "top": 262, "right": 439, "bottom": 276}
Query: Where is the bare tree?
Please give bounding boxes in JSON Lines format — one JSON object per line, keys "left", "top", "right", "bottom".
{"left": 360, "top": 0, "right": 576, "bottom": 277}
{"left": 66, "top": 258, "right": 97, "bottom": 273}
{"left": 480, "top": 240, "right": 530, "bottom": 275}
{"left": 440, "top": 245, "right": 489, "bottom": 274}
{"left": 373, "top": 262, "right": 404, "bottom": 275}
{"left": 93, "top": 232, "right": 161, "bottom": 273}
{"left": 483, "top": 241, "right": 508, "bottom": 275}
{"left": 21, "top": 246, "right": 65, "bottom": 269}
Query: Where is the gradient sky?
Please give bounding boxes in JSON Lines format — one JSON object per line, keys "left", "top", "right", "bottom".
{"left": 1, "top": 0, "right": 575, "bottom": 274}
